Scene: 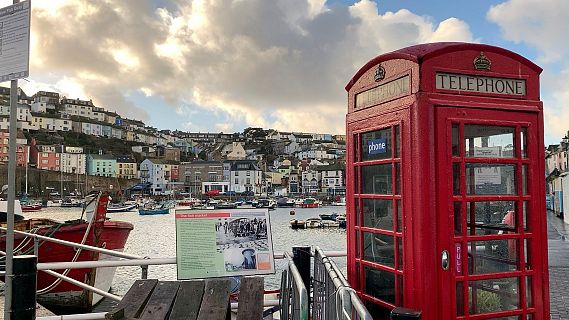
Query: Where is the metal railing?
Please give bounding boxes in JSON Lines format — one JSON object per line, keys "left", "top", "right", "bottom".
{"left": 280, "top": 251, "right": 309, "bottom": 320}
{"left": 312, "top": 247, "right": 372, "bottom": 320}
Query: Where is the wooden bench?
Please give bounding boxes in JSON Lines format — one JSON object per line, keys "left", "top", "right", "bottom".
{"left": 106, "top": 277, "right": 265, "bottom": 320}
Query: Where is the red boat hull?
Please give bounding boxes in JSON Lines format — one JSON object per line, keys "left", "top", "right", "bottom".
{"left": 21, "top": 204, "right": 42, "bottom": 212}
{"left": 1, "top": 194, "right": 134, "bottom": 312}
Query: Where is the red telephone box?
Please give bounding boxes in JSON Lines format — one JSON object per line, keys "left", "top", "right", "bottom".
{"left": 345, "top": 43, "right": 549, "bottom": 320}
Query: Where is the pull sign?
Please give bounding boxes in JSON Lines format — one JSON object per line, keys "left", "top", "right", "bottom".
{"left": 368, "top": 139, "right": 387, "bottom": 155}
{"left": 455, "top": 243, "right": 463, "bottom": 275}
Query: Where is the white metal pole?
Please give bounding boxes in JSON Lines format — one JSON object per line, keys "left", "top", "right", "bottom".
{"left": 5, "top": 74, "right": 18, "bottom": 318}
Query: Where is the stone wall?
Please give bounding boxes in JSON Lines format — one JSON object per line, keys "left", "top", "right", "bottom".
{"left": 0, "top": 165, "right": 139, "bottom": 197}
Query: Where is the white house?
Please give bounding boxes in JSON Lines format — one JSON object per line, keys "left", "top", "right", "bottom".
{"left": 317, "top": 162, "right": 345, "bottom": 195}
{"left": 60, "top": 152, "right": 86, "bottom": 175}
{"left": 301, "top": 170, "right": 320, "bottom": 194}
{"left": 140, "top": 158, "right": 169, "bottom": 195}
{"left": 224, "top": 160, "right": 263, "bottom": 194}
{"left": 30, "top": 113, "right": 73, "bottom": 132}
{"left": 284, "top": 141, "right": 301, "bottom": 155}
{"left": 0, "top": 103, "right": 31, "bottom": 122}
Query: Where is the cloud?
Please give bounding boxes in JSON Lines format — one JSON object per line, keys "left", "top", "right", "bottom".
{"left": 488, "top": 0, "right": 569, "bottom": 64}
{"left": 488, "top": 0, "right": 569, "bottom": 142}
{"left": 17, "top": 0, "right": 474, "bottom": 134}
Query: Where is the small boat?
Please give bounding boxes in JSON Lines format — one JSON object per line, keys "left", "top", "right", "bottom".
{"left": 21, "top": 203, "right": 42, "bottom": 212}
{"left": 138, "top": 201, "right": 174, "bottom": 215}
{"left": 319, "top": 212, "right": 339, "bottom": 221}
{"left": 300, "top": 197, "right": 319, "bottom": 208}
{"left": 277, "top": 197, "right": 295, "bottom": 208}
{"left": 305, "top": 218, "right": 323, "bottom": 228}
{"left": 290, "top": 219, "right": 305, "bottom": 229}
{"left": 139, "top": 208, "right": 170, "bottom": 215}
{"left": 216, "top": 201, "right": 238, "bottom": 209}
{"left": 0, "top": 193, "right": 133, "bottom": 311}
{"left": 254, "top": 199, "right": 276, "bottom": 210}
{"left": 336, "top": 215, "right": 346, "bottom": 229}
{"left": 107, "top": 203, "right": 138, "bottom": 213}
{"left": 61, "top": 197, "right": 84, "bottom": 208}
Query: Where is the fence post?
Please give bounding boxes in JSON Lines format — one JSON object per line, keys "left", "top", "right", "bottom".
{"left": 292, "top": 246, "right": 311, "bottom": 315}
{"left": 11, "top": 255, "right": 37, "bottom": 320}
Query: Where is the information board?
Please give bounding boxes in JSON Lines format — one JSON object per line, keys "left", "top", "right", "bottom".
{"left": 175, "top": 209, "right": 275, "bottom": 279}
{"left": 0, "top": 1, "right": 30, "bottom": 81}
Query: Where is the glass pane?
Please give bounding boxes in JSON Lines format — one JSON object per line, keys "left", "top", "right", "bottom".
{"left": 362, "top": 128, "right": 392, "bottom": 161}
{"left": 353, "top": 134, "right": 359, "bottom": 162}
{"left": 355, "top": 168, "right": 360, "bottom": 194}
{"left": 396, "top": 200, "right": 402, "bottom": 233}
{"left": 526, "top": 276, "right": 532, "bottom": 307}
{"left": 395, "top": 162, "right": 401, "bottom": 195}
{"left": 363, "top": 232, "right": 395, "bottom": 268}
{"left": 468, "top": 240, "right": 519, "bottom": 274}
{"left": 395, "top": 125, "right": 400, "bottom": 158}
{"left": 467, "top": 201, "right": 516, "bottom": 235}
{"left": 397, "top": 275, "right": 404, "bottom": 305}
{"left": 454, "top": 202, "right": 462, "bottom": 236}
{"left": 355, "top": 199, "right": 360, "bottom": 226}
{"left": 523, "top": 201, "right": 528, "bottom": 231}
{"left": 524, "top": 239, "right": 531, "bottom": 270}
{"left": 362, "top": 164, "right": 392, "bottom": 194}
{"left": 456, "top": 282, "right": 465, "bottom": 316}
{"left": 466, "top": 164, "right": 516, "bottom": 195}
{"left": 355, "top": 230, "right": 360, "bottom": 258}
{"left": 364, "top": 300, "right": 391, "bottom": 319}
{"left": 469, "top": 277, "right": 519, "bottom": 315}
{"left": 397, "top": 237, "right": 403, "bottom": 271}
{"left": 363, "top": 199, "right": 393, "bottom": 230}
{"left": 522, "top": 165, "right": 528, "bottom": 195}
{"left": 364, "top": 266, "right": 395, "bottom": 304}
{"left": 521, "top": 128, "right": 528, "bottom": 158}
{"left": 452, "top": 124, "right": 460, "bottom": 156}
{"left": 465, "top": 125, "right": 515, "bottom": 158}
{"left": 453, "top": 163, "right": 461, "bottom": 195}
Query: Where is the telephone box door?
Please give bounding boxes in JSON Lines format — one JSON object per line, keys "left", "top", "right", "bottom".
{"left": 435, "top": 106, "right": 547, "bottom": 319}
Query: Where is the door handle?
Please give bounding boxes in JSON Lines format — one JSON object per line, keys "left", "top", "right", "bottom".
{"left": 441, "top": 250, "right": 449, "bottom": 270}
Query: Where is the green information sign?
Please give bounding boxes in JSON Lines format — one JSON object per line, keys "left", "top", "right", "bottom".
{"left": 175, "top": 209, "right": 275, "bottom": 279}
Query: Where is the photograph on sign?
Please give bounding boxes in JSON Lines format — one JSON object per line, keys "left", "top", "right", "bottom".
{"left": 0, "top": 0, "right": 30, "bottom": 81}
{"left": 175, "top": 209, "right": 275, "bottom": 279}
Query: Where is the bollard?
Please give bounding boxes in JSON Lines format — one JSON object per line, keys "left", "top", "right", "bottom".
{"left": 11, "top": 255, "right": 37, "bottom": 320}
{"left": 391, "top": 307, "right": 421, "bottom": 320}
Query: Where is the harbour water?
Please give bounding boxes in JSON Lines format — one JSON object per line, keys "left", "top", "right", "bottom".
{"left": 24, "top": 205, "right": 347, "bottom": 312}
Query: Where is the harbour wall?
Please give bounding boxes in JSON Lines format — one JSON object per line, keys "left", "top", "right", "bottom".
{"left": 0, "top": 165, "right": 139, "bottom": 197}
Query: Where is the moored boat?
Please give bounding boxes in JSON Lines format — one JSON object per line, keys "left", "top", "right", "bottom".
{"left": 0, "top": 200, "right": 25, "bottom": 222}
{"left": 300, "top": 197, "right": 319, "bottom": 208}
{"left": 319, "top": 212, "right": 339, "bottom": 220}
{"left": 21, "top": 203, "right": 42, "bottom": 212}
{"left": 290, "top": 219, "right": 306, "bottom": 229}
{"left": 61, "top": 197, "right": 84, "bottom": 208}
{"left": 0, "top": 193, "right": 133, "bottom": 312}
{"left": 107, "top": 202, "right": 138, "bottom": 213}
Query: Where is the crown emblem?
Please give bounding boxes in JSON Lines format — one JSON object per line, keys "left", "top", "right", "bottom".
{"left": 374, "top": 64, "right": 385, "bottom": 82}
{"left": 473, "top": 52, "right": 491, "bottom": 71}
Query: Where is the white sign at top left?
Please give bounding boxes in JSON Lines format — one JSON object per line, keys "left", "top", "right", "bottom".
{"left": 0, "top": 0, "right": 30, "bottom": 81}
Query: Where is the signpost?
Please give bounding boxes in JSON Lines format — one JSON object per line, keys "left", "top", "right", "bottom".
{"left": 175, "top": 209, "right": 275, "bottom": 279}
{"left": 3, "top": 1, "right": 30, "bottom": 319}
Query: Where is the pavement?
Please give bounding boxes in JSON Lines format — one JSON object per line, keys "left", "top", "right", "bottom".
{"left": 547, "top": 210, "right": 569, "bottom": 319}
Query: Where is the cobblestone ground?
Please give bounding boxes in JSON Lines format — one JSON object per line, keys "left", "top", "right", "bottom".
{"left": 547, "top": 211, "right": 569, "bottom": 319}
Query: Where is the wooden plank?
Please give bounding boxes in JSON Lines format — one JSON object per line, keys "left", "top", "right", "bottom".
{"left": 196, "top": 279, "right": 231, "bottom": 320}
{"left": 237, "top": 277, "right": 264, "bottom": 320}
{"left": 106, "top": 279, "right": 158, "bottom": 319}
{"left": 139, "top": 281, "right": 181, "bottom": 320}
{"left": 168, "top": 280, "right": 205, "bottom": 320}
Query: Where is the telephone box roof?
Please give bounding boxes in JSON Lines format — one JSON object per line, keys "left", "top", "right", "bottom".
{"left": 345, "top": 42, "right": 542, "bottom": 91}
